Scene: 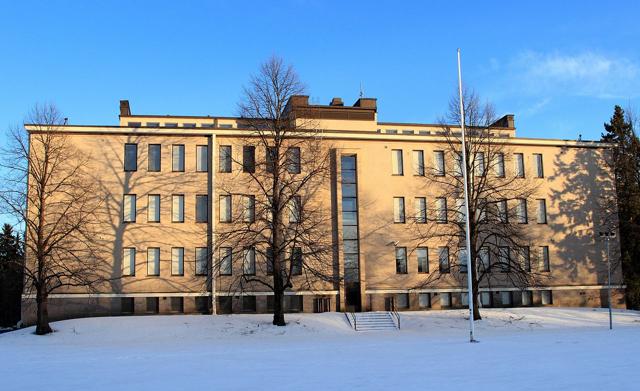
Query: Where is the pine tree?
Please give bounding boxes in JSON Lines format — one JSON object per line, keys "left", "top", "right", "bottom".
{"left": 602, "top": 105, "right": 640, "bottom": 308}
{"left": 0, "top": 223, "right": 24, "bottom": 327}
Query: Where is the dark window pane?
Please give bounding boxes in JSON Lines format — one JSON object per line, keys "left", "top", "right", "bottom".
{"left": 196, "top": 195, "right": 208, "bottom": 222}
{"left": 344, "top": 267, "right": 359, "bottom": 282}
{"left": 341, "top": 156, "right": 356, "bottom": 170}
{"left": 219, "top": 146, "right": 232, "bottom": 173}
{"left": 287, "top": 147, "right": 301, "bottom": 174}
{"left": 343, "top": 226, "right": 358, "bottom": 240}
{"left": 343, "top": 240, "right": 358, "bottom": 254}
{"left": 344, "top": 254, "right": 359, "bottom": 269}
{"left": 341, "top": 169, "right": 356, "bottom": 183}
{"left": 342, "top": 197, "right": 357, "bottom": 212}
{"left": 148, "top": 144, "right": 161, "bottom": 172}
{"left": 342, "top": 184, "right": 357, "bottom": 198}
{"left": 243, "top": 146, "right": 255, "bottom": 173}
{"left": 124, "top": 144, "right": 137, "bottom": 171}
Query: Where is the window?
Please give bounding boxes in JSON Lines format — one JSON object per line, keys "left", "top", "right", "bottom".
{"left": 501, "top": 291, "right": 513, "bottom": 307}
{"left": 121, "top": 297, "right": 134, "bottom": 314}
{"left": 395, "top": 247, "right": 407, "bottom": 274}
{"left": 146, "top": 122, "right": 160, "bottom": 127}
{"left": 440, "top": 292, "right": 451, "bottom": 308}
{"left": 147, "top": 247, "right": 160, "bottom": 276}
{"left": 242, "top": 296, "right": 257, "bottom": 312}
{"left": 196, "top": 195, "right": 208, "bottom": 223}
{"left": 172, "top": 195, "right": 184, "bottom": 223}
{"left": 453, "top": 152, "right": 463, "bottom": 177}
{"left": 541, "top": 290, "right": 553, "bottom": 305}
{"left": 391, "top": 149, "right": 404, "bottom": 175}
{"left": 170, "top": 297, "right": 184, "bottom": 313}
{"left": 497, "top": 199, "right": 508, "bottom": 223}
{"left": 287, "top": 147, "right": 301, "bottom": 174}
{"left": 521, "top": 291, "right": 533, "bottom": 306}
{"left": 415, "top": 197, "right": 427, "bottom": 223}
{"left": 494, "top": 153, "right": 505, "bottom": 177}
{"left": 146, "top": 297, "right": 159, "bottom": 313}
{"left": 516, "top": 199, "right": 528, "bottom": 224}
{"left": 386, "top": 129, "right": 398, "bottom": 134}
{"left": 498, "top": 247, "right": 510, "bottom": 272}
{"left": 536, "top": 199, "right": 547, "bottom": 224}
{"left": 412, "top": 150, "right": 425, "bottom": 176}
{"left": 219, "top": 145, "right": 232, "bottom": 173}
{"left": 396, "top": 293, "right": 409, "bottom": 309}
{"left": 480, "top": 292, "right": 492, "bottom": 307}
{"left": 266, "top": 248, "right": 274, "bottom": 276}
{"left": 455, "top": 198, "right": 465, "bottom": 223}
{"left": 124, "top": 143, "right": 137, "bottom": 171}
{"left": 436, "top": 197, "right": 447, "bottom": 223}
{"left": 474, "top": 152, "right": 485, "bottom": 176}
{"left": 243, "top": 247, "right": 256, "bottom": 275}
{"left": 195, "top": 297, "right": 209, "bottom": 314}
{"left": 243, "top": 195, "right": 255, "bottom": 223}
{"left": 534, "top": 154, "right": 544, "bottom": 178}
{"left": 196, "top": 145, "right": 208, "bottom": 172}
{"left": 172, "top": 144, "right": 185, "bottom": 172}
{"left": 266, "top": 146, "right": 277, "bottom": 173}
{"left": 123, "top": 194, "right": 136, "bottom": 222}
{"left": 461, "top": 292, "right": 469, "bottom": 306}
{"left": 393, "top": 197, "right": 405, "bottom": 223}
{"left": 220, "top": 247, "right": 232, "bottom": 275}
{"left": 242, "top": 146, "right": 255, "bottom": 173}
{"left": 459, "top": 248, "right": 468, "bottom": 273}
{"left": 539, "top": 246, "right": 550, "bottom": 272}
{"left": 477, "top": 198, "right": 487, "bottom": 222}
{"left": 433, "top": 151, "right": 445, "bottom": 176}
{"left": 291, "top": 247, "right": 302, "bottom": 275}
{"left": 196, "top": 247, "right": 208, "bottom": 276}
{"left": 164, "top": 122, "right": 178, "bottom": 128}
{"left": 171, "top": 247, "right": 184, "bottom": 276}
{"left": 417, "top": 247, "right": 429, "bottom": 273}
{"left": 288, "top": 196, "right": 301, "bottom": 224}
{"left": 521, "top": 246, "right": 531, "bottom": 272}
{"left": 148, "top": 144, "right": 161, "bottom": 172}
{"left": 285, "top": 295, "right": 304, "bottom": 312}
{"left": 182, "top": 123, "right": 195, "bottom": 128}
{"left": 418, "top": 293, "right": 431, "bottom": 308}
{"left": 123, "top": 247, "right": 135, "bottom": 276}
{"left": 438, "top": 247, "right": 450, "bottom": 273}
{"left": 479, "top": 247, "right": 490, "bottom": 271}
{"left": 219, "top": 194, "right": 231, "bottom": 223}
{"left": 514, "top": 153, "right": 525, "bottom": 178}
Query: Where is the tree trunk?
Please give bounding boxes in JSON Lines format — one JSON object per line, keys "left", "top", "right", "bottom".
{"left": 472, "top": 282, "right": 482, "bottom": 321}
{"left": 35, "top": 288, "right": 52, "bottom": 335}
{"left": 272, "top": 289, "right": 285, "bottom": 326}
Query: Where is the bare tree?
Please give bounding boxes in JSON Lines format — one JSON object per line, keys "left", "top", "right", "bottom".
{"left": 414, "top": 89, "right": 541, "bottom": 320}
{"left": 214, "top": 57, "right": 336, "bottom": 326}
{"left": 0, "top": 104, "right": 109, "bottom": 334}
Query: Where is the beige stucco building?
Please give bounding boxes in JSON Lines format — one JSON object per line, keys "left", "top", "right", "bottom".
{"left": 22, "top": 96, "right": 625, "bottom": 324}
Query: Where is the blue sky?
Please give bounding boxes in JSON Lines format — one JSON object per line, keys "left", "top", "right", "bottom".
{"left": 1, "top": 1, "right": 639, "bottom": 141}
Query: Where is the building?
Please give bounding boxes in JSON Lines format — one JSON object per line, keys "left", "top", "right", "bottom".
{"left": 21, "top": 96, "right": 625, "bottom": 323}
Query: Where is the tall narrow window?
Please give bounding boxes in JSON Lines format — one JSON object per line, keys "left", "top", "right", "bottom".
{"left": 243, "top": 195, "right": 255, "bottom": 223}
{"left": 514, "top": 153, "right": 525, "bottom": 178}
{"left": 123, "top": 194, "right": 136, "bottom": 222}
{"left": 287, "top": 147, "right": 301, "bottom": 174}
{"left": 124, "top": 143, "right": 137, "bottom": 171}
{"left": 497, "top": 199, "right": 508, "bottom": 223}
{"left": 436, "top": 197, "right": 447, "bottom": 223}
{"left": 455, "top": 198, "right": 465, "bottom": 223}
{"left": 147, "top": 247, "right": 159, "bottom": 276}
{"left": 417, "top": 247, "right": 429, "bottom": 273}
{"left": 123, "top": 247, "right": 135, "bottom": 276}
{"left": 195, "top": 248, "right": 208, "bottom": 276}
{"left": 459, "top": 248, "right": 468, "bottom": 273}
{"left": 393, "top": 197, "right": 405, "bottom": 223}
{"left": 539, "top": 246, "right": 550, "bottom": 272}
{"left": 172, "top": 144, "right": 185, "bottom": 172}
{"left": 266, "top": 146, "right": 277, "bottom": 173}
{"left": 220, "top": 247, "right": 232, "bottom": 275}
{"left": 521, "top": 246, "right": 531, "bottom": 272}
{"left": 516, "top": 199, "right": 527, "bottom": 224}
{"left": 391, "top": 149, "right": 404, "bottom": 175}
{"left": 266, "top": 247, "right": 274, "bottom": 276}
{"left": 395, "top": 247, "right": 407, "bottom": 274}
{"left": 415, "top": 197, "right": 427, "bottom": 223}
{"left": 474, "top": 152, "right": 485, "bottom": 176}
{"left": 219, "top": 194, "right": 232, "bottom": 223}
{"left": 494, "top": 153, "right": 505, "bottom": 177}
{"left": 541, "top": 290, "right": 553, "bottom": 305}
{"left": 243, "top": 146, "right": 255, "bottom": 173}
{"left": 498, "top": 246, "right": 510, "bottom": 272}
{"left": 438, "top": 247, "right": 450, "bottom": 273}
{"left": 453, "top": 153, "right": 463, "bottom": 177}
{"left": 196, "top": 145, "right": 208, "bottom": 172}
{"left": 148, "top": 194, "right": 160, "bottom": 223}
{"left": 243, "top": 247, "right": 256, "bottom": 275}
{"left": 534, "top": 154, "right": 544, "bottom": 178}
{"left": 171, "top": 247, "right": 184, "bottom": 276}
{"left": 536, "top": 199, "right": 547, "bottom": 224}
{"left": 479, "top": 247, "right": 490, "bottom": 271}
{"left": 172, "top": 195, "right": 184, "bottom": 223}
{"left": 288, "top": 196, "right": 301, "bottom": 224}
{"left": 148, "top": 144, "right": 161, "bottom": 172}
{"left": 219, "top": 145, "right": 232, "bottom": 173}
{"left": 433, "top": 151, "right": 445, "bottom": 176}
{"left": 291, "top": 247, "right": 302, "bottom": 275}
{"left": 412, "top": 150, "right": 425, "bottom": 176}
{"left": 196, "top": 195, "right": 208, "bottom": 223}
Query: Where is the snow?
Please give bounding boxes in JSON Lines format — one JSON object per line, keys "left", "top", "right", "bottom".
{"left": 1, "top": 308, "right": 640, "bottom": 390}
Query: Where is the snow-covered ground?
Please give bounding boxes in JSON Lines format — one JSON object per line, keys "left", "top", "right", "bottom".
{"left": 2, "top": 308, "right": 639, "bottom": 390}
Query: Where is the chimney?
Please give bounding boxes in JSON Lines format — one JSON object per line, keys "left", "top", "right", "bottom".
{"left": 120, "top": 100, "right": 131, "bottom": 117}
{"left": 330, "top": 97, "right": 344, "bottom": 106}
{"left": 353, "top": 98, "right": 377, "bottom": 110}
{"left": 491, "top": 114, "right": 515, "bottom": 128}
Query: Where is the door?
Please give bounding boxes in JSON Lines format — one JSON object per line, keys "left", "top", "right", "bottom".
{"left": 345, "top": 282, "right": 361, "bottom": 312}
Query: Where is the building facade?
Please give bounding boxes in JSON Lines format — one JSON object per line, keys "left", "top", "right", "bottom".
{"left": 22, "top": 97, "right": 625, "bottom": 323}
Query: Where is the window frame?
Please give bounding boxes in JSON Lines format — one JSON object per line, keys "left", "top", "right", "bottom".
{"left": 417, "top": 247, "right": 429, "bottom": 273}
{"left": 219, "top": 194, "right": 232, "bottom": 223}
{"left": 196, "top": 145, "right": 209, "bottom": 172}
{"left": 536, "top": 199, "right": 547, "bottom": 224}
{"left": 287, "top": 147, "right": 301, "bottom": 174}
{"left": 391, "top": 149, "right": 404, "bottom": 176}
{"left": 147, "top": 194, "right": 160, "bottom": 223}
{"left": 242, "top": 145, "right": 256, "bottom": 173}
{"left": 412, "top": 150, "right": 425, "bottom": 176}
{"left": 147, "top": 247, "right": 160, "bottom": 276}
{"left": 433, "top": 150, "right": 445, "bottom": 176}
{"left": 148, "top": 144, "right": 161, "bottom": 172}
{"left": 171, "top": 247, "right": 184, "bottom": 276}
{"left": 172, "top": 194, "right": 185, "bottom": 223}
{"left": 124, "top": 143, "right": 138, "bottom": 172}
{"left": 393, "top": 196, "right": 406, "bottom": 223}
{"left": 172, "top": 144, "right": 185, "bottom": 172}
{"left": 195, "top": 194, "right": 209, "bottom": 223}
{"left": 122, "top": 247, "right": 136, "bottom": 276}
{"left": 123, "top": 194, "right": 137, "bottom": 223}
{"left": 219, "top": 145, "right": 232, "bottom": 173}
{"left": 219, "top": 247, "right": 232, "bottom": 276}
{"left": 395, "top": 246, "right": 408, "bottom": 274}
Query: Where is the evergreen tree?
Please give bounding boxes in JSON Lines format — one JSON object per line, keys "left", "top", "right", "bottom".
{"left": 601, "top": 105, "right": 640, "bottom": 308}
{"left": 0, "top": 223, "right": 24, "bottom": 327}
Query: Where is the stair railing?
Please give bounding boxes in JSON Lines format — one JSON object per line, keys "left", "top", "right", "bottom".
{"left": 344, "top": 311, "right": 357, "bottom": 331}
{"left": 390, "top": 298, "right": 401, "bottom": 330}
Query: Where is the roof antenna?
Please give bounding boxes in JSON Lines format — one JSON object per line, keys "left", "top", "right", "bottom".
{"left": 63, "top": 118, "right": 68, "bottom": 125}
{"left": 578, "top": 133, "right": 582, "bottom": 141}
{"left": 359, "top": 82, "right": 364, "bottom": 98}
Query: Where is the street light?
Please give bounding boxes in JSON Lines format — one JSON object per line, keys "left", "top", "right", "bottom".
{"left": 599, "top": 231, "right": 616, "bottom": 330}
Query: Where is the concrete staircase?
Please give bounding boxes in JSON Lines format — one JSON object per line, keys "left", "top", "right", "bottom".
{"left": 350, "top": 312, "right": 399, "bottom": 331}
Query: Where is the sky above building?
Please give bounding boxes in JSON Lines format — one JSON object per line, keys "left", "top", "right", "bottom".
{"left": 1, "top": 1, "right": 639, "bottom": 141}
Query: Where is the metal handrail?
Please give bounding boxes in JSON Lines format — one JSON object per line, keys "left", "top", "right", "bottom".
{"left": 390, "top": 299, "right": 401, "bottom": 330}
{"left": 344, "top": 312, "right": 357, "bottom": 330}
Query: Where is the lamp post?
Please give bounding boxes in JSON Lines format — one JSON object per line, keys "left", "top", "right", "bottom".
{"left": 599, "top": 231, "right": 616, "bottom": 330}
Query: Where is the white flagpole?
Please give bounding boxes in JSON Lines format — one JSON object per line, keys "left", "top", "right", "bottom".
{"left": 457, "top": 48, "right": 477, "bottom": 343}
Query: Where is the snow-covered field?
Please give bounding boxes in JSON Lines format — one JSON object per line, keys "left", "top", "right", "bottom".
{"left": 2, "top": 308, "right": 639, "bottom": 390}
